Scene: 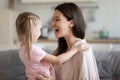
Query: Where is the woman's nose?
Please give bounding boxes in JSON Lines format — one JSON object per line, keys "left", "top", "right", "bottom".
{"left": 51, "top": 21, "right": 55, "bottom": 27}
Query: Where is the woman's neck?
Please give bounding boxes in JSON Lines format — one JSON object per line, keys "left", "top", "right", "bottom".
{"left": 64, "top": 35, "right": 81, "bottom": 51}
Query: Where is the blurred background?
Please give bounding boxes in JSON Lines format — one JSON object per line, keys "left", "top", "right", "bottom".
{"left": 0, "top": 0, "right": 120, "bottom": 51}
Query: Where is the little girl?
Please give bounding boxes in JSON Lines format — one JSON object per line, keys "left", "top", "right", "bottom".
{"left": 16, "top": 12, "right": 87, "bottom": 80}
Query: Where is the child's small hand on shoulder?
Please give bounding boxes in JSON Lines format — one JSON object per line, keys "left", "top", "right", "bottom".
{"left": 76, "top": 42, "right": 90, "bottom": 52}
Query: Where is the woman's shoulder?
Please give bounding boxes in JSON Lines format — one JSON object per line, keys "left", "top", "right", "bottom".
{"left": 74, "top": 39, "right": 93, "bottom": 52}
{"left": 72, "top": 39, "right": 86, "bottom": 46}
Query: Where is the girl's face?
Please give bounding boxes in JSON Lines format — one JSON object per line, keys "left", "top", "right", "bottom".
{"left": 51, "top": 10, "right": 73, "bottom": 38}
{"left": 32, "top": 20, "right": 42, "bottom": 42}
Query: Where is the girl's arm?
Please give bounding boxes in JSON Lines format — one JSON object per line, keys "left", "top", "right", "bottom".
{"left": 42, "top": 43, "right": 88, "bottom": 64}
{"left": 42, "top": 47, "right": 78, "bottom": 64}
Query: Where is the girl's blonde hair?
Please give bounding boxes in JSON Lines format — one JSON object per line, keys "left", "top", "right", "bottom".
{"left": 16, "top": 12, "right": 40, "bottom": 60}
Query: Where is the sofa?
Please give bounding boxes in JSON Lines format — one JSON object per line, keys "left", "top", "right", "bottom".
{"left": 0, "top": 49, "right": 120, "bottom": 80}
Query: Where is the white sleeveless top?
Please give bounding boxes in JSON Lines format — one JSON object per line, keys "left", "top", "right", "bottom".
{"left": 54, "top": 39, "right": 100, "bottom": 80}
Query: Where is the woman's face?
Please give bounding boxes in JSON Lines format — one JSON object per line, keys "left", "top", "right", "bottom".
{"left": 51, "top": 10, "right": 73, "bottom": 38}
{"left": 32, "top": 20, "right": 42, "bottom": 42}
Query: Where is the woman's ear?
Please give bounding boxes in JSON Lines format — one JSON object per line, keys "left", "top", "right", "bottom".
{"left": 69, "top": 20, "right": 74, "bottom": 27}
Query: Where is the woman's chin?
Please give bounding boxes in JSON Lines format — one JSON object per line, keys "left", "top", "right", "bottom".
{"left": 55, "top": 33, "right": 64, "bottom": 38}
{"left": 55, "top": 35, "right": 60, "bottom": 38}
{"left": 55, "top": 35, "right": 63, "bottom": 39}
{"left": 55, "top": 36, "right": 59, "bottom": 38}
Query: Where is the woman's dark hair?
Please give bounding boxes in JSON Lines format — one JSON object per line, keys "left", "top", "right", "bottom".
{"left": 54, "top": 2, "right": 86, "bottom": 56}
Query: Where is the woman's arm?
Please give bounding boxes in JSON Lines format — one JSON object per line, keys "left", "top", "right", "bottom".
{"left": 42, "top": 43, "right": 88, "bottom": 64}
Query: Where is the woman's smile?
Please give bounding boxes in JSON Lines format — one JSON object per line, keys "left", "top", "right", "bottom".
{"left": 54, "top": 28, "right": 60, "bottom": 37}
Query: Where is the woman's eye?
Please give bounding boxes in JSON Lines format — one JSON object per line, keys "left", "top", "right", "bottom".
{"left": 55, "top": 19, "right": 60, "bottom": 21}
{"left": 52, "top": 18, "right": 60, "bottom": 22}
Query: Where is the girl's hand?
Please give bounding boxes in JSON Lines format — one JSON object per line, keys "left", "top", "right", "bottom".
{"left": 76, "top": 42, "right": 90, "bottom": 52}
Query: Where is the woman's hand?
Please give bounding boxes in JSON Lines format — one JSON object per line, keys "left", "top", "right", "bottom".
{"left": 36, "top": 66, "right": 55, "bottom": 80}
{"left": 36, "top": 71, "right": 53, "bottom": 80}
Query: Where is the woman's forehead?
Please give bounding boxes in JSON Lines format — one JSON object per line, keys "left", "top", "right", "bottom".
{"left": 53, "top": 10, "right": 63, "bottom": 18}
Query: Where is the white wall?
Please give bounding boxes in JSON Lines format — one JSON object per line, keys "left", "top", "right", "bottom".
{"left": 0, "top": 0, "right": 8, "bottom": 8}
{"left": 86, "top": 0, "right": 120, "bottom": 38}
{"left": 0, "top": 8, "right": 18, "bottom": 51}
{"left": 0, "top": 0, "right": 120, "bottom": 50}
{"left": 13, "top": 0, "right": 120, "bottom": 39}
{"left": 0, "top": 9, "right": 13, "bottom": 45}
{"left": 1, "top": 0, "right": 120, "bottom": 38}
{"left": 14, "top": 1, "right": 55, "bottom": 26}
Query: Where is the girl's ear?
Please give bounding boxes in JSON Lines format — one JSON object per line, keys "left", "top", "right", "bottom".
{"left": 69, "top": 20, "right": 74, "bottom": 27}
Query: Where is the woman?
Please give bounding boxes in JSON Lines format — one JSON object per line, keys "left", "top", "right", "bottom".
{"left": 37, "top": 2, "right": 99, "bottom": 80}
